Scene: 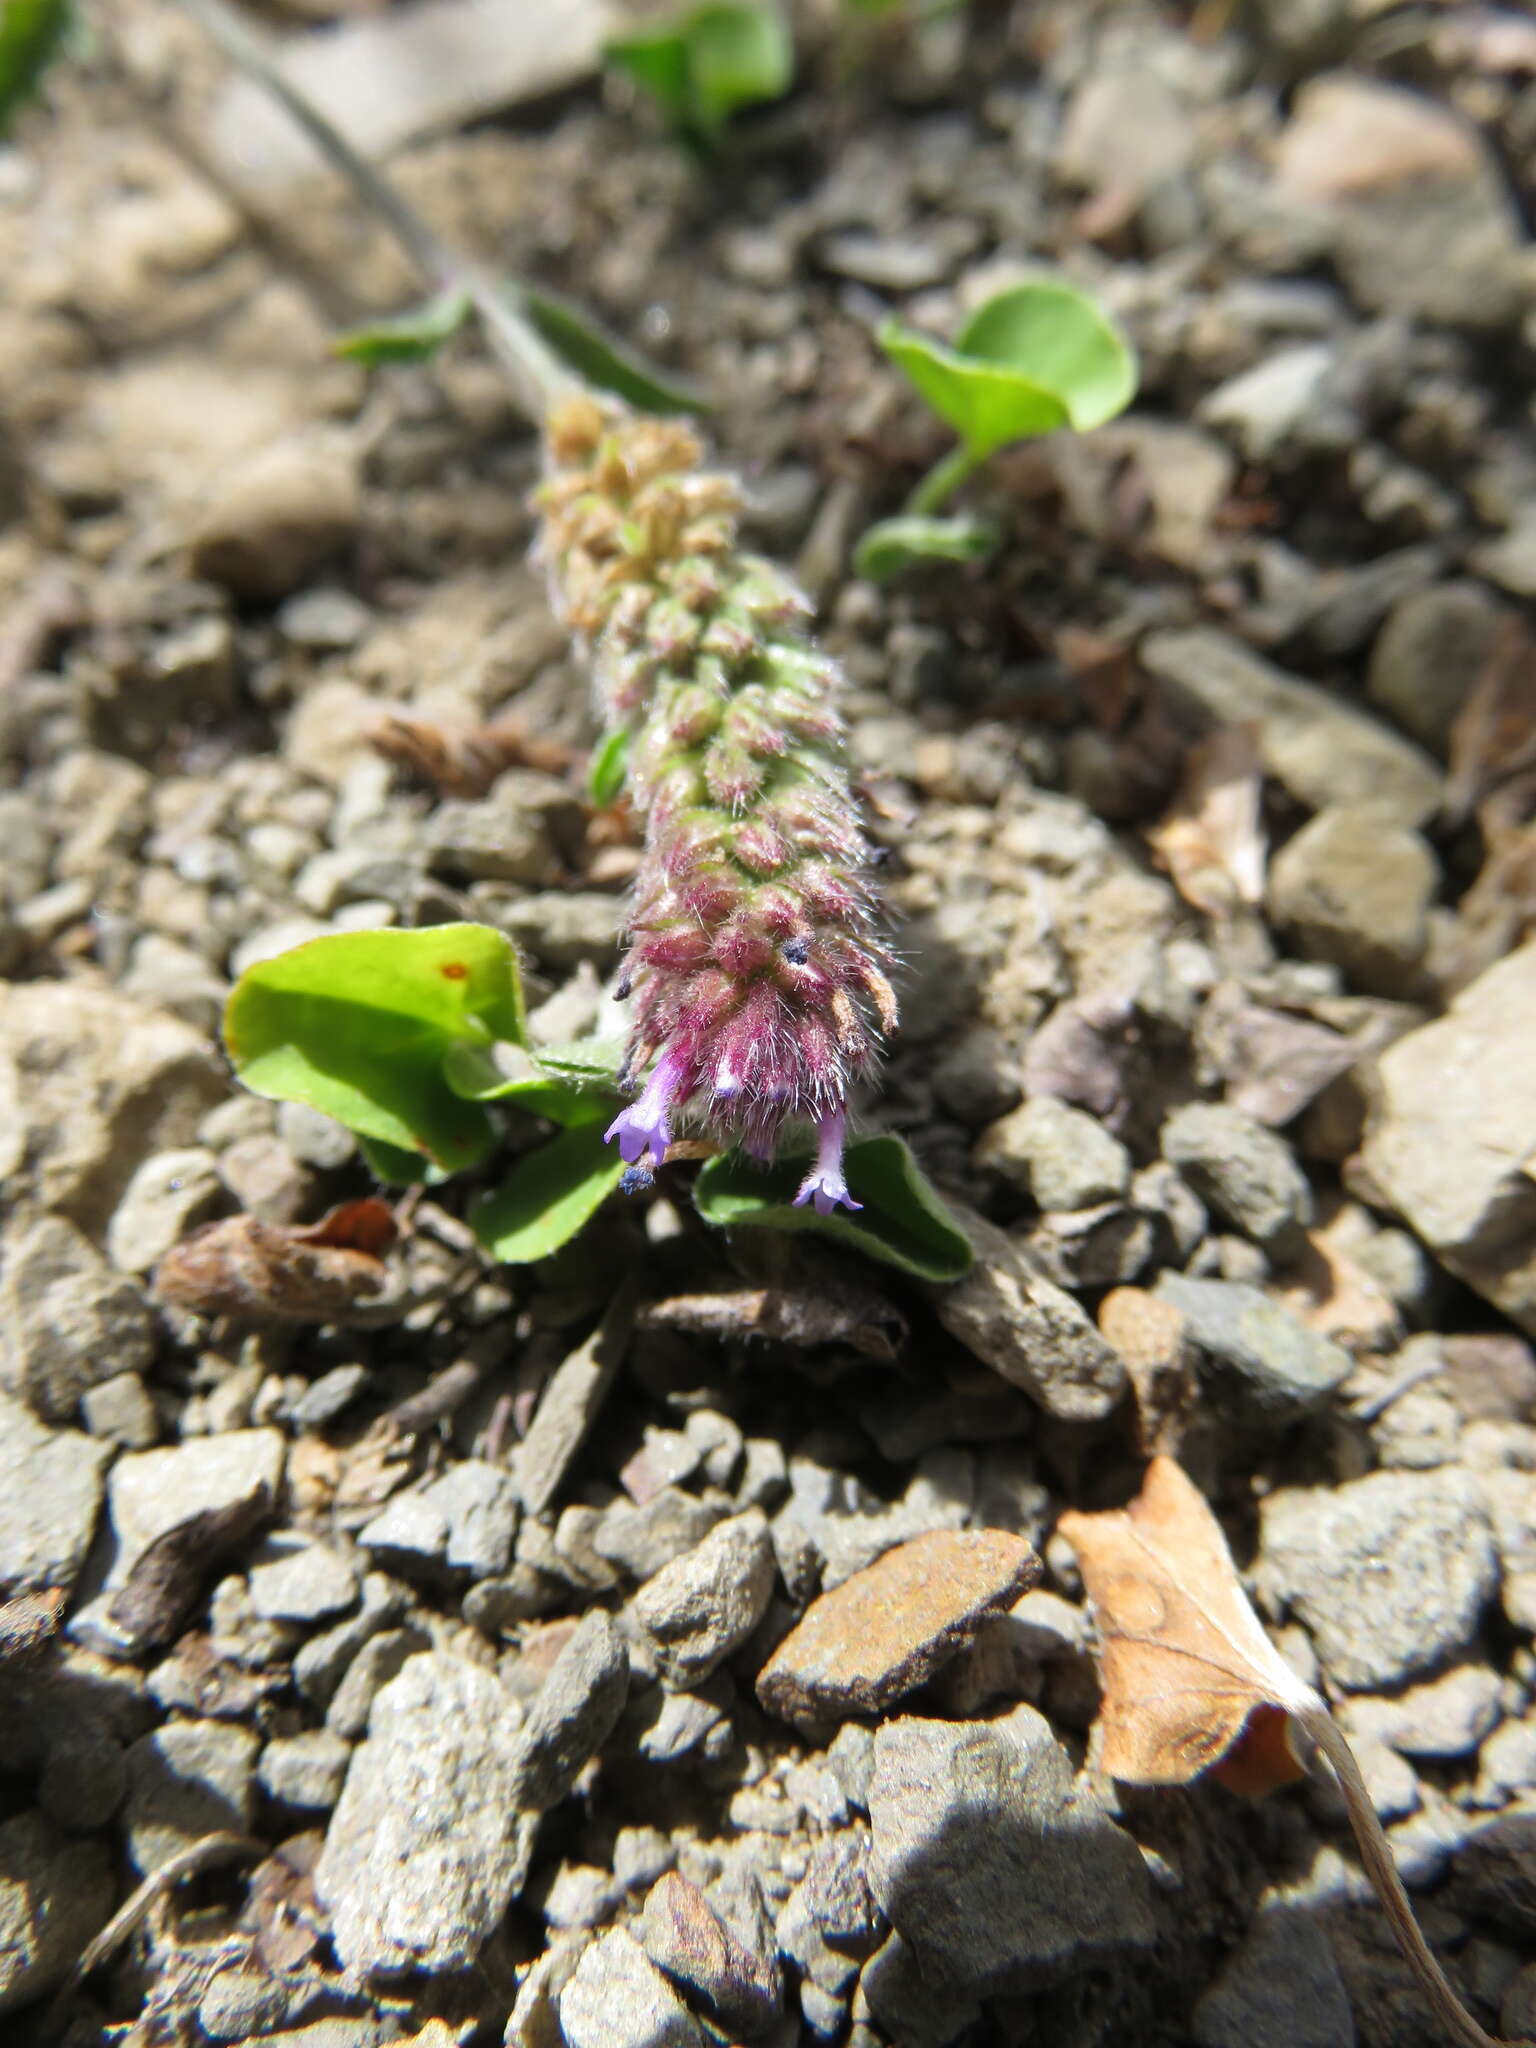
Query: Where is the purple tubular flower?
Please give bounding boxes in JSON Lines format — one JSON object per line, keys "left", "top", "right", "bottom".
{"left": 541, "top": 398, "right": 897, "bottom": 1181}
{"left": 793, "top": 1108, "right": 862, "bottom": 1217}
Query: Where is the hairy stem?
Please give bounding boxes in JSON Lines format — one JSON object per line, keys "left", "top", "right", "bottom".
{"left": 904, "top": 439, "right": 983, "bottom": 516}
{"left": 167, "top": 0, "right": 577, "bottom": 421}
{"left": 1300, "top": 1705, "right": 1504, "bottom": 2048}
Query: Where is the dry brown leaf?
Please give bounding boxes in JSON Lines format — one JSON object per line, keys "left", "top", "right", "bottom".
{"left": 1061, "top": 1457, "right": 1503, "bottom": 2048}
{"left": 1146, "top": 724, "right": 1266, "bottom": 919}
{"left": 1446, "top": 616, "right": 1536, "bottom": 827}
{"left": 105, "top": 1487, "right": 273, "bottom": 1656}
{"left": 368, "top": 710, "right": 574, "bottom": 797}
{"left": 0, "top": 1588, "right": 65, "bottom": 1665}
{"left": 155, "top": 1199, "right": 398, "bottom": 1321}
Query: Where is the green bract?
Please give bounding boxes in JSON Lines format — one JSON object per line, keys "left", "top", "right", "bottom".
{"left": 693, "top": 1134, "right": 974, "bottom": 1283}
{"left": 880, "top": 279, "right": 1137, "bottom": 458}
{"left": 524, "top": 287, "right": 706, "bottom": 417}
{"left": 225, "top": 924, "right": 525, "bottom": 1171}
{"left": 0, "top": 0, "right": 69, "bottom": 134}
{"left": 606, "top": 1, "right": 793, "bottom": 145}
{"left": 333, "top": 289, "right": 472, "bottom": 366}
{"left": 588, "top": 725, "right": 632, "bottom": 807}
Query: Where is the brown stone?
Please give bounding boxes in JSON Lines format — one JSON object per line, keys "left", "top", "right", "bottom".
{"left": 756, "top": 1529, "right": 1041, "bottom": 1726}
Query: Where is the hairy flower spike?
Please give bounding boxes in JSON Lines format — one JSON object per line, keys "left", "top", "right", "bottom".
{"left": 539, "top": 396, "right": 896, "bottom": 1209}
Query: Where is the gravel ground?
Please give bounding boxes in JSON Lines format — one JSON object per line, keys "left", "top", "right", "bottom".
{"left": 3, "top": 2, "right": 1536, "bottom": 2045}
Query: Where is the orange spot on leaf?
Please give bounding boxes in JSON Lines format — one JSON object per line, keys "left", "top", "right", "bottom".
{"left": 440, "top": 961, "right": 470, "bottom": 980}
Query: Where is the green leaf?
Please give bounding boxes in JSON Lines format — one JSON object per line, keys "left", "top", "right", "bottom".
{"left": 693, "top": 1133, "right": 973, "bottom": 1283}
{"left": 0, "top": 0, "right": 69, "bottom": 133}
{"left": 853, "top": 512, "right": 999, "bottom": 583}
{"left": 442, "top": 1042, "right": 616, "bottom": 1128}
{"left": 607, "top": 2, "right": 792, "bottom": 145}
{"left": 333, "top": 289, "right": 472, "bottom": 366}
{"left": 879, "top": 280, "right": 1137, "bottom": 459}
{"left": 224, "top": 924, "right": 526, "bottom": 1171}
{"left": 588, "top": 724, "right": 633, "bottom": 806}
{"left": 471, "top": 1122, "right": 627, "bottom": 1264}
{"left": 533, "top": 1036, "right": 627, "bottom": 1083}
{"left": 523, "top": 287, "right": 705, "bottom": 416}
{"left": 359, "top": 1134, "right": 438, "bottom": 1185}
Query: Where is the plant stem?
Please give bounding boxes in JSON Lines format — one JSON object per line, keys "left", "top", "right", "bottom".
{"left": 166, "top": 0, "right": 578, "bottom": 423}
{"left": 904, "top": 440, "right": 983, "bottom": 517}
{"left": 1300, "top": 1705, "right": 1502, "bottom": 2048}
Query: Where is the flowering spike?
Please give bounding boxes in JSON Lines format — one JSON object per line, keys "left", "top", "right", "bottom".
{"left": 538, "top": 398, "right": 896, "bottom": 1174}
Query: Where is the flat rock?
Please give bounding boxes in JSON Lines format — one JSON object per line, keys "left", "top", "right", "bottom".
{"left": 106, "top": 1147, "right": 224, "bottom": 1275}
{"left": 1258, "top": 1467, "right": 1497, "bottom": 1689}
{"left": 1154, "top": 1273, "right": 1351, "bottom": 1420}
{"left": 0, "top": 1389, "right": 111, "bottom": 1600}
{"left": 97, "top": 1429, "right": 286, "bottom": 1592}
{"left": 757, "top": 1529, "right": 1041, "bottom": 1726}
{"left": 1139, "top": 627, "right": 1442, "bottom": 827}
{"left": 637, "top": 1871, "right": 782, "bottom": 2040}
{"left": 935, "top": 1204, "right": 1126, "bottom": 1421}
{"left": 518, "top": 1608, "right": 630, "bottom": 1811}
{"left": 1366, "top": 581, "right": 1504, "bottom": 756}
{"left": 123, "top": 1718, "right": 259, "bottom": 1874}
{"left": 1191, "top": 1909, "right": 1354, "bottom": 2048}
{"left": 559, "top": 1926, "right": 705, "bottom": 2048}
{"left": 1267, "top": 807, "right": 1437, "bottom": 998}
{"left": 259, "top": 1729, "right": 352, "bottom": 1812}
{"left": 0, "top": 1810, "right": 115, "bottom": 2014}
{"left": 1361, "top": 940, "right": 1536, "bottom": 1335}
{"left": 632, "top": 1511, "right": 777, "bottom": 1691}
{"left": 868, "top": 1704, "right": 1153, "bottom": 1997}
{"left": 1160, "top": 1103, "right": 1314, "bottom": 1255}
{"left": 974, "top": 1096, "right": 1131, "bottom": 1211}
{"left": 247, "top": 1539, "right": 360, "bottom": 1624}
{"left": 188, "top": 434, "right": 361, "bottom": 601}
{"left": 0, "top": 982, "right": 226, "bottom": 1237}
{"left": 1, "top": 1213, "right": 156, "bottom": 1422}
{"left": 1345, "top": 1662, "right": 1502, "bottom": 1762}
{"left": 315, "top": 1650, "right": 531, "bottom": 1975}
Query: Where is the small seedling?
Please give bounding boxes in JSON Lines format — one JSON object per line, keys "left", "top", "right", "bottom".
{"left": 0, "top": 0, "right": 70, "bottom": 131}
{"left": 856, "top": 277, "right": 1137, "bottom": 580}
{"left": 606, "top": 0, "right": 793, "bottom": 147}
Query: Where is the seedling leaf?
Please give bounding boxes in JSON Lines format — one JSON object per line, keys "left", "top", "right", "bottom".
{"left": 224, "top": 924, "right": 526, "bottom": 1170}
{"left": 693, "top": 1133, "right": 973, "bottom": 1282}
{"left": 334, "top": 289, "right": 472, "bottom": 365}
{"left": 0, "top": 0, "right": 69, "bottom": 134}
{"left": 879, "top": 280, "right": 1136, "bottom": 459}
{"left": 471, "top": 1122, "right": 627, "bottom": 1263}
{"left": 853, "top": 512, "right": 999, "bottom": 583}
{"left": 607, "top": 2, "right": 792, "bottom": 145}
{"left": 524, "top": 286, "right": 706, "bottom": 416}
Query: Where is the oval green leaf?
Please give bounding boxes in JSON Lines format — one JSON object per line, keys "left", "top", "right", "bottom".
{"left": 607, "top": 1, "right": 792, "bottom": 145}
{"left": 334, "top": 289, "right": 472, "bottom": 366}
{"left": 470, "top": 1122, "right": 627, "bottom": 1264}
{"left": 224, "top": 924, "right": 526, "bottom": 1171}
{"left": 879, "top": 280, "right": 1137, "bottom": 459}
{"left": 442, "top": 1042, "right": 617, "bottom": 1128}
{"left": 693, "top": 1133, "right": 973, "bottom": 1283}
{"left": 853, "top": 512, "right": 999, "bottom": 583}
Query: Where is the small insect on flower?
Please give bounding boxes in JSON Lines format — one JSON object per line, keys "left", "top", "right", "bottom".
{"left": 541, "top": 396, "right": 895, "bottom": 1212}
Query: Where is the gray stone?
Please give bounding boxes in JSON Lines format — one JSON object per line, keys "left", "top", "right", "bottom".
{"left": 0, "top": 981, "right": 226, "bottom": 1236}
{"left": 974, "top": 1096, "right": 1131, "bottom": 1211}
{"left": 0, "top": 1389, "right": 111, "bottom": 1599}
{"left": 423, "top": 1460, "right": 520, "bottom": 1578}
{"left": 315, "top": 1650, "right": 531, "bottom": 1975}
{"left": 119, "top": 934, "right": 229, "bottom": 1037}
{"left": 1346, "top": 1662, "right": 1501, "bottom": 1761}
{"left": 559, "top": 1927, "right": 705, "bottom": 2048}
{"left": 357, "top": 1490, "right": 450, "bottom": 1569}
{"left": 1362, "top": 941, "right": 1536, "bottom": 1336}
{"left": 198, "top": 1965, "right": 292, "bottom": 2042}
{"left": 1366, "top": 581, "right": 1504, "bottom": 755}
{"left": 1140, "top": 627, "right": 1442, "bottom": 827}
{"left": 0, "top": 1811, "right": 115, "bottom": 2014}
{"left": 1154, "top": 1274, "right": 1350, "bottom": 1420}
{"left": 96, "top": 1429, "right": 285, "bottom": 1594}
{"left": 293, "top": 1572, "right": 409, "bottom": 1706}
{"left": 79, "top": 1371, "right": 159, "bottom": 1447}
{"left": 248, "top": 1539, "right": 360, "bottom": 1624}
{"left": 105, "top": 1148, "right": 223, "bottom": 1275}
{"left": 778, "top": 1830, "right": 884, "bottom": 1996}
{"left": 935, "top": 1205, "right": 1126, "bottom": 1422}
{"left": 638, "top": 1871, "right": 781, "bottom": 2039}
{"left": 290, "top": 1364, "right": 370, "bottom": 1430}
{"left": 1259, "top": 1467, "right": 1497, "bottom": 1689}
{"left": 632, "top": 1511, "right": 777, "bottom": 1690}
{"left": 1161, "top": 1103, "right": 1314, "bottom": 1255}
{"left": 427, "top": 800, "right": 551, "bottom": 885}
{"left": 277, "top": 585, "right": 373, "bottom": 651}
{"left": 326, "top": 1624, "right": 432, "bottom": 1739}
{"left": 37, "top": 1721, "right": 130, "bottom": 1833}
{"left": 868, "top": 1705, "right": 1153, "bottom": 1996}
{"left": 518, "top": 1608, "right": 630, "bottom": 1811}
{"left": 259, "top": 1730, "right": 352, "bottom": 1812}
{"left": 1199, "top": 344, "right": 1336, "bottom": 462}
{"left": 276, "top": 1100, "right": 357, "bottom": 1169}
{"left": 514, "top": 1310, "right": 629, "bottom": 1517}
{"left": 188, "top": 434, "right": 360, "bottom": 601}
{"left": 1, "top": 1214, "right": 156, "bottom": 1422}
{"left": 1472, "top": 513, "right": 1536, "bottom": 600}
{"left": 1191, "top": 1910, "right": 1355, "bottom": 2048}
{"left": 594, "top": 1490, "right": 728, "bottom": 1582}
{"left": 494, "top": 892, "right": 621, "bottom": 968}
{"left": 1268, "top": 808, "right": 1437, "bottom": 998}
{"left": 123, "top": 1717, "right": 259, "bottom": 1874}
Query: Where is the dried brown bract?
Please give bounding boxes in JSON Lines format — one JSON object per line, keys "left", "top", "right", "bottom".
{"left": 155, "top": 1198, "right": 398, "bottom": 1321}
{"left": 368, "top": 709, "right": 575, "bottom": 798}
